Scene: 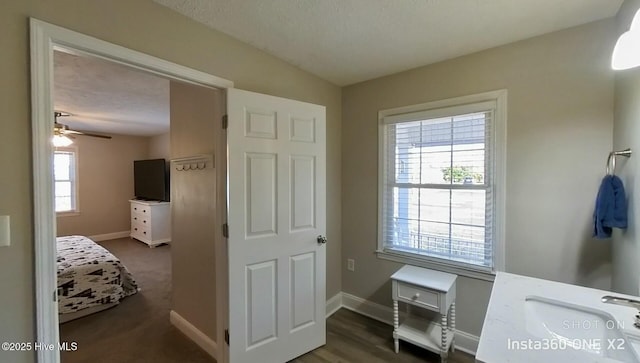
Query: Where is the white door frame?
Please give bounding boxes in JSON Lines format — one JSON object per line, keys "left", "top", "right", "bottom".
{"left": 30, "top": 18, "right": 232, "bottom": 363}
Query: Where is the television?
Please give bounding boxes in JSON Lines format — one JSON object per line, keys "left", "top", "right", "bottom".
{"left": 133, "top": 159, "right": 169, "bottom": 201}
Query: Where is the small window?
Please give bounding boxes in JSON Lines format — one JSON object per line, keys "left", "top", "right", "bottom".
{"left": 54, "top": 148, "right": 78, "bottom": 214}
{"left": 378, "top": 91, "right": 506, "bottom": 278}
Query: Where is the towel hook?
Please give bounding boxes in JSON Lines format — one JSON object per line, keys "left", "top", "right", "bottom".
{"left": 606, "top": 148, "right": 632, "bottom": 175}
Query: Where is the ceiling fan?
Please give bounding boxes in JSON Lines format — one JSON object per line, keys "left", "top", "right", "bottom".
{"left": 53, "top": 112, "right": 112, "bottom": 147}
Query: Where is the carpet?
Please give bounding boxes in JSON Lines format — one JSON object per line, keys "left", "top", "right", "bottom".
{"left": 60, "top": 237, "right": 215, "bottom": 363}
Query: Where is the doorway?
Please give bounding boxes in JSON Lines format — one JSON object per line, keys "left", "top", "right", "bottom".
{"left": 31, "top": 18, "right": 231, "bottom": 363}
{"left": 52, "top": 49, "right": 223, "bottom": 362}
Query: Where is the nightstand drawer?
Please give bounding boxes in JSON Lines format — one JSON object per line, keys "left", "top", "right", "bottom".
{"left": 396, "top": 282, "right": 439, "bottom": 310}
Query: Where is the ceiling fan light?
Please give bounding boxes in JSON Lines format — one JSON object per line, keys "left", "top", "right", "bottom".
{"left": 612, "top": 30, "right": 640, "bottom": 70}
{"left": 52, "top": 135, "right": 73, "bottom": 147}
{"left": 612, "top": 9, "right": 640, "bottom": 70}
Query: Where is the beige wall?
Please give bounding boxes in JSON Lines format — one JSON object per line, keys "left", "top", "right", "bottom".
{"left": 612, "top": 0, "right": 640, "bottom": 294}
{"left": 148, "top": 132, "right": 170, "bottom": 160}
{"left": 341, "top": 20, "right": 616, "bottom": 337}
{"left": 0, "top": 1, "right": 341, "bottom": 362}
{"left": 170, "top": 81, "right": 221, "bottom": 340}
{"left": 56, "top": 135, "right": 150, "bottom": 237}
{"left": 4, "top": 0, "right": 621, "bottom": 359}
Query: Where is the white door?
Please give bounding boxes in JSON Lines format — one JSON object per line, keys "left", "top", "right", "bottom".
{"left": 227, "top": 88, "right": 326, "bottom": 363}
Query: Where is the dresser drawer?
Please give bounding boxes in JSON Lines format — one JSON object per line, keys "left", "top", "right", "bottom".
{"left": 131, "top": 223, "right": 150, "bottom": 239}
{"left": 131, "top": 214, "right": 149, "bottom": 225}
{"left": 130, "top": 203, "right": 150, "bottom": 216}
{"left": 396, "top": 282, "right": 439, "bottom": 311}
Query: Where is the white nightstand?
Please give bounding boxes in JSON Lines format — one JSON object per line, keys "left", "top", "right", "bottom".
{"left": 391, "top": 265, "right": 457, "bottom": 363}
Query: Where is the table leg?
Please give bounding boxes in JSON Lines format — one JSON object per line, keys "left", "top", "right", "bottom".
{"left": 450, "top": 302, "right": 456, "bottom": 353}
{"left": 441, "top": 312, "right": 448, "bottom": 363}
{"left": 393, "top": 300, "right": 399, "bottom": 353}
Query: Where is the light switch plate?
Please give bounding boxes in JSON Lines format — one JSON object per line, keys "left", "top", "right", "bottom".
{"left": 0, "top": 215, "right": 10, "bottom": 247}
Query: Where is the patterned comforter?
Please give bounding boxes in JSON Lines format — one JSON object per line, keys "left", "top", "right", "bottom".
{"left": 57, "top": 235, "right": 138, "bottom": 315}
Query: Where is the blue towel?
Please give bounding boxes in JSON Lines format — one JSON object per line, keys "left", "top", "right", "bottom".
{"left": 593, "top": 175, "right": 628, "bottom": 239}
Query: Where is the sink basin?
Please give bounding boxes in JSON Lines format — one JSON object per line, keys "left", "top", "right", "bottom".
{"left": 525, "top": 296, "right": 639, "bottom": 362}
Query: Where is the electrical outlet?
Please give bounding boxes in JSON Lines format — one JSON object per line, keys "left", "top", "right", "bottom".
{"left": 347, "top": 258, "right": 355, "bottom": 271}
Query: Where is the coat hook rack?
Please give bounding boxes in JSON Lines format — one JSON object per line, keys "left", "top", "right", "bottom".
{"left": 606, "top": 148, "right": 632, "bottom": 175}
{"left": 170, "top": 154, "right": 214, "bottom": 171}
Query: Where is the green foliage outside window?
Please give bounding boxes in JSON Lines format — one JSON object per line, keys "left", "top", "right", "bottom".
{"left": 442, "top": 166, "right": 483, "bottom": 183}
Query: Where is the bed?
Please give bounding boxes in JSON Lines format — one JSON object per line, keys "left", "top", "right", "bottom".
{"left": 57, "top": 235, "right": 138, "bottom": 323}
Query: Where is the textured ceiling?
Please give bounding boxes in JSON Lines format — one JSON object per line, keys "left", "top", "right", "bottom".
{"left": 54, "top": 51, "right": 170, "bottom": 137}
{"left": 154, "top": 0, "right": 623, "bottom": 86}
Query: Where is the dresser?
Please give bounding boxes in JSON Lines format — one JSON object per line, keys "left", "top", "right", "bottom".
{"left": 391, "top": 265, "right": 457, "bottom": 363}
{"left": 129, "top": 200, "right": 171, "bottom": 247}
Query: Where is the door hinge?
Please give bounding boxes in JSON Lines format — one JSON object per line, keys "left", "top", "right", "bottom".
{"left": 222, "top": 223, "right": 229, "bottom": 238}
{"left": 53, "top": 290, "right": 57, "bottom": 302}
{"left": 224, "top": 329, "right": 229, "bottom": 345}
{"left": 222, "top": 115, "right": 228, "bottom": 129}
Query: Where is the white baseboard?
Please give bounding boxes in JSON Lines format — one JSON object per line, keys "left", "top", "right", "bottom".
{"left": 341, "top": 292, "right": 400, "bottom": 325}
{"left": 339, "top": 292, "right": 479, "bottom": 355}
{"left": 170, "top": 310, "right": 217, "bottom": 359}
{"left": 326, "top": 292, "right": 342, "bottom": 317}
{"left": 88, "top": 230, "right": 130, "bottom": 242}
{"left": 452, "top": 329, "right": 480, "bottom": 356}
{"left": 170, "top": 292, "right": 477, "bottom": 359}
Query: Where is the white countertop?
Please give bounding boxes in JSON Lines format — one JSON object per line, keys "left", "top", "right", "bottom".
{"left": 477, "top": 272, "right": 640, "bottom": 363}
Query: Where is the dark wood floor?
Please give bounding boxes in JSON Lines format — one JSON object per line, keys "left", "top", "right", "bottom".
{"left": 60, "top": 239, "right": 473, "bottom": 363}
{"left": 293, "top": 309, "right": 475, "bottom": 363}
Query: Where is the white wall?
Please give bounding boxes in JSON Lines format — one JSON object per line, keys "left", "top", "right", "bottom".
{"left": 170, "top": 81, "right": 221, "bottom": 341}
{"left": 148, "top": 132, "right": 170, "bottom": 160}
{"left": 56, "top": 135, "right": 149, "bottom": 237}
{"left": 612, "top": 0, "right": 640, "bottom": 295}
{"left": 342, "top": 19, "right": 617, "bottom": 337}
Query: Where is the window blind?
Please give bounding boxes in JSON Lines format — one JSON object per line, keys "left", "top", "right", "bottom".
{"left": 381, "top": 108, "right": 495, "bottom": 269}
{"left": 54, "top": 150, "right": 76, "bottom": 212}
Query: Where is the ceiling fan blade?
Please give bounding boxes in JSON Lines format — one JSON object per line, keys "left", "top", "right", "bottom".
{"left": 54, "top": 113, "right": 112, "bottom": 140}
{"left": 75, "top": 132, "right": 112, "bottom": 139}
{"left": 63, "top": 129, "right": 83, "bottom": 135}
{"left": 60, "top": 127, "right": 113, "bottom": 139}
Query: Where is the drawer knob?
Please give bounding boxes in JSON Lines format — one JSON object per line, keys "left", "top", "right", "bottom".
{"left": 413, "top": 293, "right": 420, "bottom": 299}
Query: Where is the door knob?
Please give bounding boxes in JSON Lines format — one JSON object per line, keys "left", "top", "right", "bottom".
{"left": 317, "top": 235, "right": 327, "bottom": 244}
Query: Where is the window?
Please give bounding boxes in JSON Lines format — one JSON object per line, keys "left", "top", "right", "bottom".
{"left": 378, "top": 91, "right": 506, "bottom": 278}
{"left": 54, "top": 148, "right": 78, "bottom": 213}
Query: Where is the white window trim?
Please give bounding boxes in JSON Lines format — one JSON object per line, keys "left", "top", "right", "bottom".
{"left": 54, "top": 146, "right": 80, "bottom": 216}
{"left": 377, "top": 90, "right": 507, "bottom": 281}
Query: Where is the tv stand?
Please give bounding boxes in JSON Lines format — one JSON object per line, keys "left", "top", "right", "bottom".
{"left": 129, "top": 200, "right": 171, "bottom": 247}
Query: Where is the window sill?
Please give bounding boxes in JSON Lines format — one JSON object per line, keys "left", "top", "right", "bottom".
{"left": 376, "top": 249, "right": 496, "bottom": 282}
{"left": 56, "top": 211, "right": 80, "bottom": 218}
